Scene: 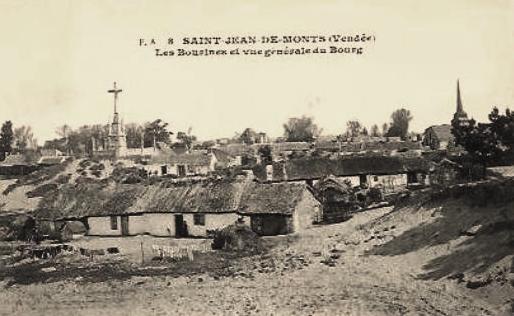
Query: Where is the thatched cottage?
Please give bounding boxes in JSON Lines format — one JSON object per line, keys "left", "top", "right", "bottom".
{"left": 0, "top": 154, "right": 39, "bottom": 176}
{"left": 35, "top": 178, "right": 323, "bottom": 238}
{"left": 238, "top": 182, "right": 321, "bottom": 236}
{"left": 144, "top": 152, "right": 217, "bottom": 177}
{"left": 253, "top": 156, "right": 430, "bottom": 193}
{"left": 36, "top": 179, "right": 244, "bottom": 237}
{"left": 422, "top": 124, "right": 454, "bottom": 150}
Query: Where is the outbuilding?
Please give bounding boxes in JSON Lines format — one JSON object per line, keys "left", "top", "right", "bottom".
{"left": 238, "top": 182, "right": 322, "bottom": 236}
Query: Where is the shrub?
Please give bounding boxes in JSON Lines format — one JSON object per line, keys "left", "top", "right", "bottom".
{"left": 0, "top": 214, "right": 36, "bottom": 241}
{"left": 211, "top": 223, "right": 262, "bottom": 254}
{"left": 367, "top": 187, "right": 384, "bottom": 203}
{"left": 111, "top": 167, "right": 147, "bottom": 184}
{"left": 55, "top": 174, "right": 71, "bottom": 184}
{"left": 89, "top": 163, "right": 105, "bottom": 171}
{"left": 26, "top": 183, "right": 59, "bottom": 198}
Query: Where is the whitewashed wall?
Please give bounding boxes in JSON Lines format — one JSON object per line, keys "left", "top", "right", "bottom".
{"left": 335, "top": 175, "right": 361, "bottom": 187}
{"left": 292, "top": 189, "right": 322, "bottom": 232}
{"left": 370, "top": 174, "right": 408, "bottom": 192}
{"left": 87, "top": 212, "right": 238, "bottom": 237}
{"left": 88, "top": 216, "right": 121, "bottom": 236}
{"left": 182, "top": 213, "right": 238, "bottom": 236}
{"left": 143, "top": 164, "right": 178, "bottom": 176}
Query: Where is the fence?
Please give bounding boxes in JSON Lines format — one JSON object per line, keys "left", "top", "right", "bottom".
{"left": 150, "top": 242, "right": 212, "bottom": 261}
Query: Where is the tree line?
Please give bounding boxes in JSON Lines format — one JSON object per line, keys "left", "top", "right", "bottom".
{"left": 279, "top": 108, "right": 414, "bottom": 143}
{"left": 452, "top": 106, "right": 514, "bottom": 168}
{"left": 0, "top": 121, "right": 38, "bottom": 160}
{"left": 1, "top": 107, "right": 414, "bottom": 159}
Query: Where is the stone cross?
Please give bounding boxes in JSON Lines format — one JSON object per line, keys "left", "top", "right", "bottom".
{"left": 107, "top": 82, "right": 123, "bottom": 114}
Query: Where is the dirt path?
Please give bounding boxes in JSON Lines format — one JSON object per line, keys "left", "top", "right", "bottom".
{"left": 0, "top": 207, "right": 501, "bottom": 315}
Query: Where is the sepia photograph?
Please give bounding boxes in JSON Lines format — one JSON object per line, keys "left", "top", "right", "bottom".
{"left": 0, "top": 0, "right": 513, "bottom": 315}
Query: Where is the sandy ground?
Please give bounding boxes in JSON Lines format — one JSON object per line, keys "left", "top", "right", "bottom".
{"left": 0, "top": 206, "right": 510, "bottom": 316}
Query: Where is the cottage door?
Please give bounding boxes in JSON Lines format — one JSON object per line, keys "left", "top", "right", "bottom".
{"left": 174, "top": 214, "right": 184, "bottom": 237}
{"left": 178, "top": 165, "right": 186, "bottom": 177}
{"left": 120, "top": 215, "right": 129, "bottom": 236}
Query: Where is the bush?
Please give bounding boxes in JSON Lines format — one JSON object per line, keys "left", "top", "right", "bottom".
{"left": 26, "top": 183, "right": 59, "bottom": 198}
{"left": 111, "top": 167, "right": 147, "bottom": 184}
{"left": 212, "top": 223, "right": 262, "bottom": 254}
{"left": 0, "top": 214, "right": 36, "bottom": 241}
{"left": 89, "top": 163, "right": 105, "bottom": 171}
{"left": 55, "top": 174, "right": 71, "bottom": 184}
{"left": 367, "top": 187, "right": 384, "bottom": 203}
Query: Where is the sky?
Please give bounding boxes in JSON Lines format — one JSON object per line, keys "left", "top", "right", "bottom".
{"left": 0, "top": 0, "right": 513, "bottom": 143}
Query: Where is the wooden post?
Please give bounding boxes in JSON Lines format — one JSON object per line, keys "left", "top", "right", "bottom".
{"left": 187, "top": 246, "right": 194, "bottom": 261}
{"left": 140, "top": 241, "right": 145, "bottom": 264}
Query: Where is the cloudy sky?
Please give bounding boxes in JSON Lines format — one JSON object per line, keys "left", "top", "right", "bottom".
{"left": 0, "top": 0, "right": 513, "bottom": 143}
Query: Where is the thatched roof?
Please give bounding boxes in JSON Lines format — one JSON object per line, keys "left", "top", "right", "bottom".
{"left": 263, "top": 142, "right": 311, "bottom": 153}
{"left": 35, "top": 177, "right": 322, "bottom": 220}
{"left": 38, "top": 156, "right": 67, "bottom": 165}
{"left": 424, "top": 124, "right": 453, "bottom": 142}
{"left": 253, "top": 156, "right": 430, "bottom": 182}
{"left": 0, "top": 154, "right": 35, "bottom": 166}
{"left": 35, "top": 179, "right": 250, "bottom": 220}
{"left": 314, "top": 141, "right": 422, "bottom": 152}
{"left": 168, "top": 152, "right": 214, "bottom": 166}
{"left": 282, "top": 156, "right": 402, "bottom": 181}
{"left": 238, "top": 182, "right": 312, "bottom": 215}
{"left": 149, "top": 151, "right": 214, "bottom": 166}
{"left": 216, "top": 144, "right": 256, "bottom": 156}
{"left": 211, "top": 148, "right": 235, "bottom": 164}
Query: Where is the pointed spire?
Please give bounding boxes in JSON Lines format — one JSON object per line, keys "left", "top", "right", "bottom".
{"left": 452, "top": 79, "right": 469, "bottom": 126}
{"left": 456, "top": 79, "right": 464, "bottom": 114}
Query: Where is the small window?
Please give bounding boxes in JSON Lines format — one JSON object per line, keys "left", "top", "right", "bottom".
{"left": 373, "top": 176, "right": 379, "bottom": 182}
{"left": 193, "top": 214, "right": 205, "bottom": 226}
{"left": 110, "top": 216, "right": 118, "bottom": 230}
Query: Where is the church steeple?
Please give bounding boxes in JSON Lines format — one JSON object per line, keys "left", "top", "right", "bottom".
{"left": 452, "top": 79, "right": 469, "bottom": 126}
{"left": 456, "top": 79, "right": 465, "bottom": 115}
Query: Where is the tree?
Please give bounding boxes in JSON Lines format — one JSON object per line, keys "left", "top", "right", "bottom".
{"left": 125, "top": 123, "right": 144, "bottom": 148}
{"left": 176, "top": 131, "right": 197, "bottom": 150}
{"left": 345, "top": 120, "right": 362, "bottom": 138}
{"left": 386, "top": 108, "right": 413, "bottom": 139}
{"left": 361, "top": 127, "right": 369, "bottom": 136}
{"left": 144, "top": 119, "right": 173, "bottom": 148}
{"left": 381, "top": 123, "right": 389, "bottom": 136}
{"left": 239, "top": 128, "right": 259, "bottom": 145}
{"left": 55, "top": 124, "right": 71, "bottom": 139}
{"left": 452, "top": 118, "right": 502, "bottom": 166}
{"left": 13, "top": 126, "right": 37, "bottom": 152}
{"left": 55, "top": 124, "right": 72, "bottom": 154}
{"left": 450, "top": 107, "right": 514, "bottom": 177}
{"left": 258, "top": 145, "right": 272, "bottom": 164}
{"left": 0, "top": 121, "right": 14, "bottom": 160}
{"left": 43, "top": 138, "right": 67, "bottom": 153}
{"left": 488, "top": 107, "right": 514, "bottom": 151}
{"left": 89, "top": 124, "right": 109, "bottom": 151}
{"left": 370, "top": 124, "right": 380, "bottom": 137}
{"left": 283, "top": 116, "right": 321, "bottom": 142}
